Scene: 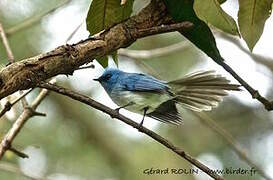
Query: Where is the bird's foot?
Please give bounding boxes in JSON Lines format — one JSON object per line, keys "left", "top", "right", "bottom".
{"left": 138, "top": 119, "right": 144, "bottom": 131}
{"left": 115, "top": 102, "right": 134, "bottom": 114}
{"left": 138, "top": 107, "right": 148, "bottom": 131}
{"left": 114, "top": 107, "right": 122, "bottom": 114}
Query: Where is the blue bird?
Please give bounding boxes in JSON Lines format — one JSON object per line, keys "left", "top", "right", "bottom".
{"left": 94, "top": 68, "right": 240, "bottom": 126}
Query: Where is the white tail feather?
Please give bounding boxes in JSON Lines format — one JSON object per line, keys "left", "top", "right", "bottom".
{"left": 168, "top": 71, "right": 241, "bottom": 111}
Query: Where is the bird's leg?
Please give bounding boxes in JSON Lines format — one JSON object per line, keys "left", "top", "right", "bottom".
{"left": 139, "top": 107, "right": 149, "bottom": 129}
{"left": 115, "top": 102, "right": 134, "bottom": 113}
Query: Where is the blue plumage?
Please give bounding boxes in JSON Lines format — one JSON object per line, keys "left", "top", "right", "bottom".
{"left": 97, "top": 68, "right": 169, "bottom": 93}
{"left": 94, "top": 68, "right": 240, "bottom": 125}
{"left": 120, "top": 73, "right": 169, "bottom": 93}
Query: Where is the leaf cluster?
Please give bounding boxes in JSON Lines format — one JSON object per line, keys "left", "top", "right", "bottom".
{"left": 86, "top": 0, "right": 273, "bottom": 67}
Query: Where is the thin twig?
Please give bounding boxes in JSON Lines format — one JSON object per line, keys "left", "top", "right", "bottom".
{"left": 64, "top": 21, "right": 96, "bottom": 71}
{"left": 0, "top": 0, "right": 194, "bottom": 101}
{"left": 18, "top": 92, "right": 28, "bottom": 108}
{"left": 0, "top": 21, "right": 32, "bottom": 158}
{"left": 0, "top": 12, "right": 80, "bottom": 160}
{"left": 132, "top": 22, "right": 194, "bottom": 38}
{"left": 0, "top": 0, "right": 271, "bottom": 111}
{"left": 217, "top": 31, "right": 273, "bottom": 73}
{"left": 0, "top": 79, "right": 56, "bottom": 159}
{"left": 9, "top": 147, "right": 29, "bottom": 159}
{"left": 5, "top": 0, "right": 72, "bottom": 36}
{"left": 209, "top": 32, "right": 273, "bottom": 110}
{"left": 0, "top": 109, "right": 33, "bottom": 159}
{"left": 0, "top": 21, "right": 28, "bottom": 107}
{"left": 0, "top": 89, "right": 33, "bottom": 119}
{"left": 65, "top": 22, "right": 84, "bottom": 43}
{"left": 0, "top": 23, "right": 14, "bottom": 63}
{"left": 118, "top": 34, "right": 273, "bottom": 111}
{"left": 38, "top": 82, "right": 223, "bottom": 180}
{"left": 193, "top": 112, "right": 272, "bottom": 180}
{"left": 218, "top": 60, "right": 273, "bottom": 110}
{"left": 130, "top": 54, "right": 269, "bottom": 179}
{"left": 118, "top": 41, "right": 189, "bottom": 59}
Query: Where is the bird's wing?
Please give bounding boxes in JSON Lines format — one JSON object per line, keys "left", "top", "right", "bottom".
{"left": 147, "top": 100, "right": 182, "bottom": 125}
{"left": 121, "top": 73, "right": 170, "bottom": 94}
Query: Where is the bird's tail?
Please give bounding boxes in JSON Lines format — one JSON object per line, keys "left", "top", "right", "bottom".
{"left": 168, "top": 70, "right": 241, "bottom": 111}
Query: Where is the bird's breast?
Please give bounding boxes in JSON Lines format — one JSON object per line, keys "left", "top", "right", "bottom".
{"left": 109, "top": 90, "right": 171, "bottom": 114}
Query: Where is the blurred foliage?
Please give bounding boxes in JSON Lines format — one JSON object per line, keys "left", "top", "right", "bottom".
{"left": 0, "top": 0, "right": 273, "bottom": 180}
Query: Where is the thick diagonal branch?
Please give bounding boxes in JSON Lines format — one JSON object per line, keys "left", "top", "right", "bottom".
{"left": 38, "top": 82, "right": 223, "bottom": 180}
{"left": 0, "top": 0, "right": 192, "bottom": 100}
{"left": 0, "top": 0, "right": 271, "bottom": 112}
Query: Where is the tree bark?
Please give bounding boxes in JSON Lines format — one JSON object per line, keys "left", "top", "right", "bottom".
{"left": 0, "top": 0, "right": 176, "bottom": 100}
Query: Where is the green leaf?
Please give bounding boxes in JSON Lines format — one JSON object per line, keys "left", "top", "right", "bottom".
{"left": 97, "top": 56, "right": 108, "bottom": 68}
{"left": 218, "top": 0, "right": 227, "bottom": 4}
{"left": 86, "top": 0, "right": 133, "bottom": 67}
{"left": 238, "top": 0, "right": 273, "bottom": 51}
{"left": 95, "top": 52, "right": 119, "bottom": 68}
{"left": 163, "top": 0, "right": 223, "bottom": 63}
{"left": 86, "top": 0, "right": 134, "bottom": 35}
{"left": 111, "top": 51, "right": 119, "bottom": 67}
{"left": 194, "top": 0, "right": 239, "bottom": 35}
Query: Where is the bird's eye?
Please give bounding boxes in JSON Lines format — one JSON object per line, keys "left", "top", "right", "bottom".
{"left": 104, "top": 74, "right": 112, "bottom": 81}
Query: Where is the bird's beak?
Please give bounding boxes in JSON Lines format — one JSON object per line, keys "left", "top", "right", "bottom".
{"left": 93, "top": 78, "right": 100, "bottom": 82}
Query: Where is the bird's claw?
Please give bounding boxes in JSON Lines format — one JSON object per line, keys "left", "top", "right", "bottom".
{"left": 114, "top": 102, "right": 134, "bottom": 114}
{"left": 114, "top": 107, "right": 121, "bottom": 114}
{"left": 138, "top": 119, "right": 144, "bottom": 131}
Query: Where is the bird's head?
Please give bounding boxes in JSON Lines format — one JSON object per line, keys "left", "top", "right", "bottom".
{"left": 93, "top": 68, "right": 123, "bottom": 93}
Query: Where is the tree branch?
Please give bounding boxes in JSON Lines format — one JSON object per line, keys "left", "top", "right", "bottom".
{"left": 0, "top": 23, "right": 14, "bottom": 63}
{"left": 0, "top": 88, "right": 33, "bottom": 119}
{"left": 119, "top": 36, "right": 273, "bottom": 111}
{"left": 0, "top": 79, "right": 55, "bottom": 159}
{"left": 0, "top": 21, "right": 80, "bottom": 161}
{"left": 0, "top": 21, "right": 86, "bottom": 160}
{"left": 216, "top": 31, "right": 273, "bottom": 73}
{"left": 194, "top": 112, "right": 272, "bottom": 180}
{"left": 9, "top": 147, "right": 29, "bottom": 159}
{"left": 0, "top": 0, "right": 191, "bottom": 100}
{"left": 218, "top": 60, "right": 273, "bottom": 110}
{"left": 129, "top": 53, "right": 270, "bottom": 179}
{"left": 65, "top": 22, "right": 84, "bottom": 43}
{"left": 0, "top": 21, "right": 29, "bottom": 108}
{"left": 0, "top": 0, "right": 271, "bottom": 113}
{"left": 0, "top": 21, "right": 35, "bottom": 159}
{"left": 38, "top": 82, "right": 223, "bottom": 180}
{"left": 118, "top": 41, "right": 189, "bottom": 59}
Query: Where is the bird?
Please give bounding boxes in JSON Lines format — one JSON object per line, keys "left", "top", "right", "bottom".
{"left": 94, "top": 68, "right": 240, "bottom": 126}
